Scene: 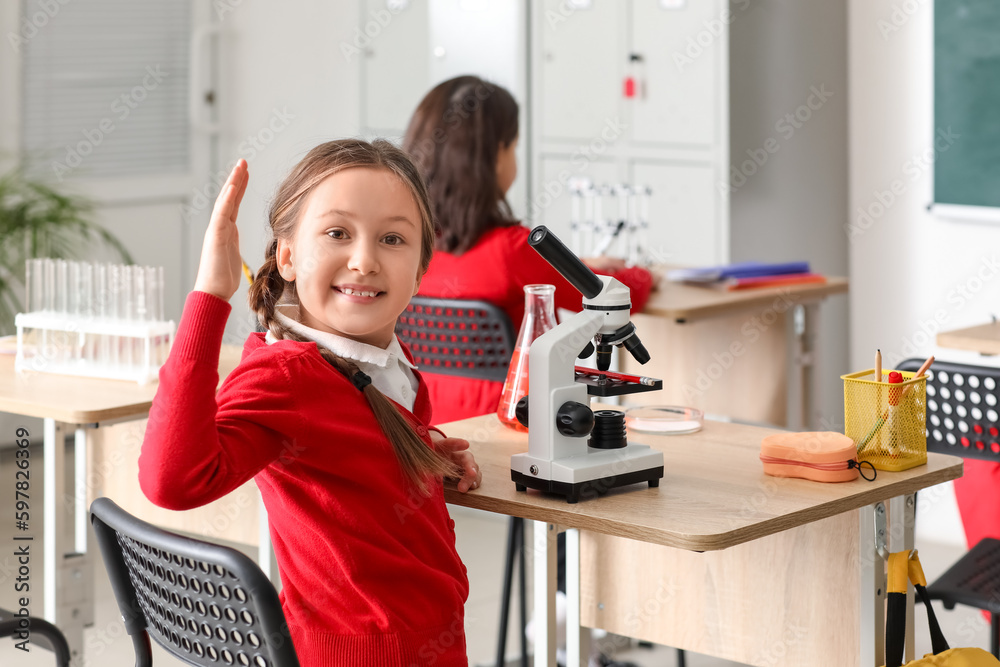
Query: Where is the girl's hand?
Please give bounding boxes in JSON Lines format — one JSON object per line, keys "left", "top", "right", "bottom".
{"left": 194, "top": 160, "right": 249, "bottom": 301}
{"left": 432, "top": 433, "right": 481, "bottom": 492}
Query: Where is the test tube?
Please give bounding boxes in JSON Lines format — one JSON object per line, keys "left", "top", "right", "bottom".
{"left": 156, "top": 267, "right": 164, "bottom": 323}
{"left": 26, "top": 259, "right": 42, "bottom": 314}
{"left": 44, "top": 258, "right": 55, "bottom": 313}
{"left": 582, "top": 187, "right": 595, "bottom": 256}
{"left": 55, "top": 259, "right": 68, "bottom": 315}
{"left": 638, "top": 185, "right": 651, "bottom": 265}
{"left": 136, "top": 265, "right": 147, "bottom": 321}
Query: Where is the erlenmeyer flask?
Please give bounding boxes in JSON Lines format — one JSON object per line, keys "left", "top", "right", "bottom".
{"left": 497, "top": 284, "right": 558, "bottom": 431}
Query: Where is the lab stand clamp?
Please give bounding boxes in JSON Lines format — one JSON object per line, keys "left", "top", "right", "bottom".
{"left": 510, "top": 226, "right": 664, "bottom": 503}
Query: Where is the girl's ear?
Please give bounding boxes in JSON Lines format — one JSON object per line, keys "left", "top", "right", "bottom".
{"left": 412, "top": 271, "right": 422, "bottom": 297}
{"left": 276, "top": 239, "right": 295, "bottom": 282}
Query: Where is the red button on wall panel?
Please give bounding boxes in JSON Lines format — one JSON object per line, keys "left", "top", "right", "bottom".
{"left": 974, "top": 424, "right": 984, "bottom": 434}
{"left": 961, "top": 436, "right": 971, "bottom": 447}
{"left": 977, "top": 441, "right": 986, "bottom": 450}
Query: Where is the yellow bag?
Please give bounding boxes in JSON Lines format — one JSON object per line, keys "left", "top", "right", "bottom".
{"left": 883, "top": 551, "right": 1000, "bottom": 666}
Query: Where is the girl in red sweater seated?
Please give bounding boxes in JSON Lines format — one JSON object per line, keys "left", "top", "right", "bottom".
{"left": 139, "top": 139, "right": 481, "bottom": 666}
{"left": 403, "top": 75, "right": 655, "bottom": 424}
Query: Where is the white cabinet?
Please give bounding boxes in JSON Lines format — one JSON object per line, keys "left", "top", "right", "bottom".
{"left": 531, "top": 0, "right": 729, "bottom": 264}
{"left": 361, "top": 0, "right": 430, "bottom": 135}
{"left": 538, "top": 0, "right": 622, "bottom": 141}
{"left": 631, "top": 0, "right": 722, "bottom": 147}
{"left": 632, "top": 161, "right": 718, "bottom": 266}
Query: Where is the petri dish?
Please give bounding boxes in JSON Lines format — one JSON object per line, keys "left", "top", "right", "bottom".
{"left": 625, "top": 406, "right": 704, "bottom": 435}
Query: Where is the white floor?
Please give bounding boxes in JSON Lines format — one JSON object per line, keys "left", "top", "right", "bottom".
{"left": 0, "top": 440, "right": 993, "bottom": 666}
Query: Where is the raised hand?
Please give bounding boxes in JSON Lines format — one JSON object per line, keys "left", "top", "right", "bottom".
{"left": 193, "top": 160, "right": 249, "bottom": 301}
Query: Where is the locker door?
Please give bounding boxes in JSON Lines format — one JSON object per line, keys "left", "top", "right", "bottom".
{"left": 632, "top": 161, "right": 720, "bottom": 266}
{"left": 631, "top": 0, "right": 723, "bottom": 147}
{"left": 535, "top": 156, "right": 620, "bottom": 254}
{"left": 361, "top": 0, "right": 430, "bottom": 135}
{"left": 539, "top": 0, "right": 623, "bottom": 142}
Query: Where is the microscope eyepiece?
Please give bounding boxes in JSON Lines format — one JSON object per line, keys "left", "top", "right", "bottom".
{"left": 528, "top": 225, "right": 604, "bottom": 299}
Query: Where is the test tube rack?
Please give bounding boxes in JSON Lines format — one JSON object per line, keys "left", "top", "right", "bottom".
{"left": 568, "top": 178, "right": 652, "bottom": 265}
{"left": 14, "top": 259, "right": 175, "bottom": 385}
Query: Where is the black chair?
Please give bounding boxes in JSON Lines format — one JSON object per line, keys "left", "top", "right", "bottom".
{"left": 397, "top": 296, "right": 526, "bottom": 667}
{"left": 0, "top": 610, "right": 70, "bottom": 666}
{"left": 90, "top": 497, "right": 299, "bottom": 667}
{"left": 396, "top": 296, "right": 515, "bottom": 383}
{"left": 899, "top": 358, "right": 1000, "bottom": 657}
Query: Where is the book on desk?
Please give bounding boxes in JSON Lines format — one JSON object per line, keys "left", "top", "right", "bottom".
{"left": 667, "top": 261, "right": 826, "bottom": 291}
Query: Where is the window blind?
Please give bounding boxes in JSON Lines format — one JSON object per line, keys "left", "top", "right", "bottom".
{"left": 20, "top": 0, "right": 191, "bottom": 181}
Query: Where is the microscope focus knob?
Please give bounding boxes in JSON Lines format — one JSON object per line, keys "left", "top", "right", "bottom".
{"left": 556, "top": 401, "right": 595, "bottom": 437}
{"left": 515, "top": 396, "right": 530, "bottom": 428}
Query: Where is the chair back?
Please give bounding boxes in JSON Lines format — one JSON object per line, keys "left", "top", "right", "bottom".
{"left": 898, "top": 358, "right": 1000, "bottom": 460}
{"left": 397, "top": 296, "right": 515, "bottom": 383}
{"left": 90, "top": 497, "right": 299, "bottom": 667}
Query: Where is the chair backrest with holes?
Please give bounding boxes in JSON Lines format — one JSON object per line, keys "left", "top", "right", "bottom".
{"left": 90, "top": 497, "right": 299, "bottom": 667}
{"left": 898, "top": 358, "right": 1000, "bottom": 460}
{"left": 396, "top": 296, "right": 516, "bottom": 383}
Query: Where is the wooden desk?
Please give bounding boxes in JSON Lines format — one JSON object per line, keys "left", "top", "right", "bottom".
{"left": 937, "top": 321, "right": 1000, "bottom": 355}
{"left": 0, "top": 346, "right": 242, "bottom": 662}
{"left": 624, "top": 275, "right": 848, "bottom": 429}
{"left": 441, "top": 412, "right": 961, "bottom": 666}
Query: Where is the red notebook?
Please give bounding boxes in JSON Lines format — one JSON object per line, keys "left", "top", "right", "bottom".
{"left": 723, "top": 272, "right": 827, "bottom": 291}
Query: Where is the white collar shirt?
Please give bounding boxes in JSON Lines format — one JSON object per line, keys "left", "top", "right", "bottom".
{"left": 266, "top": 311, "right": 419, "bottom": 410}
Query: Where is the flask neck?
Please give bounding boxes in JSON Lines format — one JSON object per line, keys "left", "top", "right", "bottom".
{"left": 517, "top": 284, "right": 557, "bottom": 343}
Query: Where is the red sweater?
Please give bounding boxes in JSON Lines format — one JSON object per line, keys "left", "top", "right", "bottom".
{"left": 417, "top": 225, "right": 655, "bottom": 424}
{"left": 139, "top": 291, "right": 469, "bottom": 666}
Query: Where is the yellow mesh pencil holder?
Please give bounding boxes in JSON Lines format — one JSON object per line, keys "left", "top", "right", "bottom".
{"left": 842, "top": 369, "right": 927, "bottom": 471}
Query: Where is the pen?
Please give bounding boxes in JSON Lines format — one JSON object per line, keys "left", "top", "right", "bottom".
{"left": 574, "top": 366, "right": 659, "bottom": 386}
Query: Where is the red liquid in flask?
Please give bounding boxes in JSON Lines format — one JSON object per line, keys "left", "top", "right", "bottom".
{"left": 497, "top": 284, "right": 557, "bottom": 431}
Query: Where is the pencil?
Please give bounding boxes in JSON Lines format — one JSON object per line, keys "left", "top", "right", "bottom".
{"left": 574, "top": 366, "right": 659, "bottom": 386}
{"left": 902, "top": 355, "right": 934, "bottom": 398}
{"left": 241, "top": 259, "right": 254, "bottom": 285}
{"left": 875, "top": 349, "right": 882, "bottom": 383}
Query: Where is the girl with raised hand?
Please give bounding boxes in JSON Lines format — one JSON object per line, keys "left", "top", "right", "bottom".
{"left": 139, "top": 139, "right": 480, "bottom": 666}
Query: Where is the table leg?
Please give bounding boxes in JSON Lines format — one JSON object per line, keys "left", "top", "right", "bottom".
{"left": 43, "top": 418, "right": 93, "bottom": 663}
{"left": 860, "top": 502, "right": 887, "bottom": 667}
{"left": 565, "top": 527, "right": 590, "bottom": 667}
{"left": 533, "top": 520, "right": 558, "bottom": 666}
{"left": 860, "top": 496, "right": 915, "bottom": 667}
{"left": 802, "top": 302, "right": 819, "bottom": 430}
{"left": 889, "top": 494, "right": 916, "bottom": 663}
{"left": 786, "top": 302, "right": 820, "bottom": 430}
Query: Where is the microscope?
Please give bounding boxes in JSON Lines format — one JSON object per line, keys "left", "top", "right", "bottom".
{"left": 510, "top": 226, "right": 664, "bottom": 503}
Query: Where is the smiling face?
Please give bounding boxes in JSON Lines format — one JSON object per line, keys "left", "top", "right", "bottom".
{"left": 275, "top": 167, "right": 424, "bottom": 348}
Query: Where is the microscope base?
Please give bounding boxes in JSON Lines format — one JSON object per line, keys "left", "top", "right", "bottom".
{"left": 511, "top": 465, "right": 663, "bottom": 504}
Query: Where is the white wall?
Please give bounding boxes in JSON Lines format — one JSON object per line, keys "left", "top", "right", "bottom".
{"left": 729, "top": 0, "right": 849, "bottom": 428}
{"left": 848, "top": 0, "right": 1000, "bottom": 547}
